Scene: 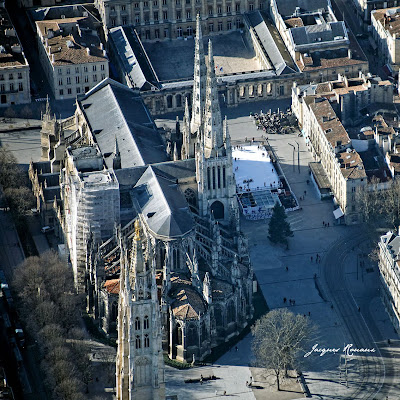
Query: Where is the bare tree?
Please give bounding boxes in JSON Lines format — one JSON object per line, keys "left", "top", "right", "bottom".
{"left": 251, "top": 309, "right": 316, "bottom": 391}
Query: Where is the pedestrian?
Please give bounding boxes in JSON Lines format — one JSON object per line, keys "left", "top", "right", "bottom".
{"left": 235, "top": 346, "right": 238, "bottom": 352}
{"left": 246, "top": 380, "right": 249, "bottom": 387}
{"left": 304, "top": 190, "right": 307, "bottom": 196}
{"left": 358, "top": 307, "right": 360, "bottom": 312}
{"left": 311, "top": 256, "right": 313, "bottom": 262}
{"left": 293, "top": 300, "right": 295, "bottom": 305}
{"left": 224, "top": 391, "right": 227, "bottom": 396}
{"left": 283, "top": 297, "right": 287, "bottom": 303}
{"left": 286, "top": 265, "right": 288, "bottom": 271}
{"left": 322, "top": 221, "right": 325, "bottom": 226}
{"left": 308, "top": 311, "right": 310, "bottom": 316}
{"left": 200, "top": 374, "right": 203, "bottom": 385}
{"left": 327, "top": 222, "right": 330, "bottom": 227}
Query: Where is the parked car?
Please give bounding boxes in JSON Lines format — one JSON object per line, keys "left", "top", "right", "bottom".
{"left": 41, "top": 226, "right": 54, "bottom": 234}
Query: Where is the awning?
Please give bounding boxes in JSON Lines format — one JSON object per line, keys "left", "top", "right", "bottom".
{"left": 333, "top": 208, "right": 344, "bottom": 219}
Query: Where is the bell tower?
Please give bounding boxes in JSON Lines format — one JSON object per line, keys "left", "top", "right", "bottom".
{"left": 116, "top": 219, "right": 165, "bottom": 400}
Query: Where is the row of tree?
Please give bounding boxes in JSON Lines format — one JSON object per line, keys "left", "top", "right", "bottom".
{"left": 13, "top": 252, "right": 91, "bottom": 400}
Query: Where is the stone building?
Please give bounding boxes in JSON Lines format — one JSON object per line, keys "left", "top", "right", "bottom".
{"left": 292, "top": 73, "right": 393, "bottom": 224}
{"left": 0, "top": 4, "right": 30, "bottom": 107}
{"left": 36, "top": 16, "right": 254, "bottom": 365}
{"left": 372, "top": 7, "right": 400, "bottom": 73}
{"left": 378, "top": 229, "right": 400, "bottom": 333}
{"left": 95, "top": 0, "right": 263, "bottom": 40}
{"left": 34, "top": 8, "right": 109, "bottom": 100}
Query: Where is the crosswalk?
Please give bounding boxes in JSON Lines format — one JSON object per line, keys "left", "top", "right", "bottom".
{"left": 286, "top": 211, "right": 304, "bottom": 231}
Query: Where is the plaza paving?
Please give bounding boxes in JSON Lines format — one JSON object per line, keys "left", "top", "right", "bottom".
{"left": 144, "top": 31, "right": 262, "bottom": 81}
{"left": 159, "top": 98, "right": 400, "bottom": 399}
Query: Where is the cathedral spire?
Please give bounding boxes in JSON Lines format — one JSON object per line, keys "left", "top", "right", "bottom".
{"left": 173, "top": 142, "right": 179, "bottom": 161}
{"left": 181, "top": 97, "right": 191, "bottom": 159}
{"left": 203, "top": 39, "right": 224, "bottom": 159}
{"left": 131, "top": 219, "right": 145, "bottom": 275}
{"left": 112, "top": 136, "right": 121, "bottom": 170}
{"left": 190, "top": 14, "right": 206, "bottom": 134}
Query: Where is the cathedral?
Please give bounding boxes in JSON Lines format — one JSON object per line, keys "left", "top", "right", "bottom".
{"left": 32, "top": 15, "right": 254, "bottom": 398}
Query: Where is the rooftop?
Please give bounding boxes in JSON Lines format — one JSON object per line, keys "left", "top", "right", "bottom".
{"left": 0, "top": 6, "right": 28, "bottom": 68}
{"left": 337, "top": 149, "right": 367, "bottom": 180}
{"left": 309, "top": 98, "right": 351, "bottom": 148}
{"left": 36, "top": 16, "right": 106, "bottom": 66}
{"left": 372, "top": 7, "right": 400, "bottom": 37}
{"left": 274, "top": 0, "right": 330, "bottom": 18}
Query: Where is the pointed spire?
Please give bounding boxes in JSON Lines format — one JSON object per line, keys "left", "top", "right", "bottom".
{"left": 191, "top": 14, "right": 207, "bottom": 134}
{"left": 113, "top": 136, "right": 121, "bottom": 169}
{"left": 173, "top": 142, "right": 179, "bottom": 161}
{"left": 202, "top": 40, "right": 224, "bottom": 159}
{"left": 203, "top": 272, "right": 212, "bottom": 304}
{"left": 131, "top": 219, "right": 144, "bottom": 274}
{"left": 181, "top": 97, "right": 191, "bottom": 159}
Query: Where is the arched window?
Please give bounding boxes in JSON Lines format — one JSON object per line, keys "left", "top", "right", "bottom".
{"left": 212, "top": 167, "right": 216, "bottom": 189}
{"left": 135, "top": 335, "right": 141, "bottom": 349}
{"left": 207, "top": 167, "right": 211, "bottom": 190}
{"left": 176, "top": 94, "right": 182, "bottom": 108}
{"left": 144, "top": 334, "right": 150, "bottom": 347}
{"left": 135, "top": 317, "right": 141, "bottom": 330}
{"left": 223, "top": 166, "right": 226, "bottom": 187}
{"left": 144, "top": 315, "right": 149, "bottom": 330}
{"left": 217, "top": 166, "right": 221, "bottom": 188}
{"left": 177, "top": 325, "right": 183, "bottom": 345}
{"left": 187, "top": 324, "right": 198, "bottom": 347}
{"left": 184, "top": 188, "right": 197, "bottom": 208}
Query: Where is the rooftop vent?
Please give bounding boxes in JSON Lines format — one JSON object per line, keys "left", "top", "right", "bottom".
{"left": 66, "top": 40, "right": 74, "bottom": 48}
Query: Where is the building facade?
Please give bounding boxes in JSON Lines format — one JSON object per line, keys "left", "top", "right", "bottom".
{"left": 35, "top": 13, "right": 109, "bottom": 100}
{"left": 0, "top": 5, "right": 30, "bottom": 107}
{"left": 372, "top": 7, "right": 400, "bottom": 72}
{"left": 379, "top": 230, "right": 400, "bottom": 332}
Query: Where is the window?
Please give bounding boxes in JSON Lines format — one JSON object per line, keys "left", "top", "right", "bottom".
{"left": 164, "top": 28, "right": 168, "bottom": 37}
{"left": 111, "top": 18, "right": 116, "bottom": 27}
{"left": 122, "top": 16, "right": 127, "bottom": 24}
{"left": 186, "top": 10, "right": 191, "bottom": 19}
{"left": 177, "top": 26, "right": 183, "bottom": 37}
{"left": 17, "top": 72, "right": 22, "bottom": 79}
{"left": 236, "top": 18, "right": 241, "bottom": 27}
{"left": 66, "top": 68, "right": 70, "bottom": 75}
{"left": 76, "top": 76, "right": 80, "bottom": 84}
{"left": 58, "top": 68, "right": 62, "bottom": 75}
{"left": 154, "top": 11, "right": 159, "bottom": 20}
{"left": 155, "top": 29, "right": 160, "bottom": 38}
{"left": 279, "top": 85, "right": 284, "bottom": 95}
{"left": 134, "top": 2, "right": 139, "bottom": 8}
{"left": 121, "top": 5, "right": 126, "bottom": 11}
{"left": 235, "top": 3, "right": 240, "bottom": 11}
{"left": 249, "top": 3, "right": 254, "bottom": 10}
{"left": 187, "top": 26, "right": 193, "bottom": 36}
{"left": 93, "top": 65, "right": 97, "bottom": 72}
{"left": 144, "top": 334, "right": 150, "bottom": 347}
{"left": 93, "top": 74, "right": 97, "bottom": 82}
{"left": 8, "top": 74, "right": 13, "bottom": 80}
{"left": 209, "top": 22, "right": 214, "bottom": 31}
{"left": 0, "top": 75, "right": 3, "bottom": 80}
{"left": 227, "top": 4, "right": 231, "bottom": 12}
{"left": 144, "top": 1, "right": 149, "bottom": 6}
{"left": 101, "top": 73, "right": 105, "bottom": 80}
{"left": 84, "top": 76, "right": 89, "bottom": 83}
{"left": 154, "top": 0, "right": 158, "bottom": 5}
{"left": 66, "top": 77, "right": 71, "bottom": 85}
{"left": 77, "top": 87, "right": 81, "bottom": 94}
{"left": 163, "top": 0, "right": 167, "bottom": 4}
{"left": 135, "top": 317, "right": 141, "bottom": 330}
{"left": 59, "top": 89, "right": 63, "bottom": 95}
{"left": 58, "top": 78, "right": 63, "bottom": 86}
{"left": 144, "top": 316, "right": 149, "bottom": 329}
{"left": 135, "top": 335, "right": 141, "bottom": 349}
{"left": 163, "top": 11, "right": 168, "bottom": 20}
{"left": 208, "top": 7, "right": 213, "bottom": 15}
{"left": 110, "top": 5, "right": 115, "bottom": 11}
{"left": 0, "top": 84, "right": 4, "bottom": 92}
{"left": 217, "top": 5, "right": 222, "bottom": 14}
{"left": 67, "top": 88, "right": 72, "bottom": 95}
{"left": 84, "top": 66, "right": 88, "bottom": 72}
{"left": 259, "top": 2, "right": 263, "bottom": 9}
{"left": 177, "top": 10, "right": 181, "bottom": 19}
{"left": 218, "top": 21, "right": 223, "bottom": 31}
{"left": 75, "top": 67, "right": 79, "bottom": 73}
{"left": 227, "top": 20, "right": 232, "bottom": 29}
{"left": 176, "top": 0, "right": 180, "bottom": 4}
{"left": 135, "top": 14, "right": 140, "bottom": 23}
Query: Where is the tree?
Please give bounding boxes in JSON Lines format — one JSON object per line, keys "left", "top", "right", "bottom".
{"left": 268, "top": 202, "right": 293, "bottom": 247}
{"left": 251, "top": 309, "right": 316, "bottom": 391}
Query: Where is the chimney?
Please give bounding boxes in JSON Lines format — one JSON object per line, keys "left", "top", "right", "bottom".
{"left": 86, "top": 47, "right": 90, "bottom": 55}
{"left": 348, "top": 49, "right": 352, "bottom": 59}
{"left": 51, "top": 54, "right": 54, "bottom": 63}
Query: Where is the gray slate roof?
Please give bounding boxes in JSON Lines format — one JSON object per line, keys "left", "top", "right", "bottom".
{"left": 79, "top": 79, "right": 168, "bottom": 169}
{"left": 290, "top": 22, "right": 347, "bottom": 46}
{"left": 109, "top": 26, "right": 160, "bottom": 91}
{"left": 275, "top": 0, "right": 329, "bottom": 17}
{"left": 131, "top": 166, "right": 194, "bottom": 238}
{"left": 247, "top": 11, "right": 297, "bottom": 75}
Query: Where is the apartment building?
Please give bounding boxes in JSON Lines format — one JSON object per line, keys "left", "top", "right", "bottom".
{"left": 379, "top": 230, "right": 400, "bottom": 332}
{"left": 372, "top": 7, "right": 400, "bottom": 72}
{"left": 0, "top": 5, "right": 30, "bottom": 107}
{"left": 36, "top": 15, "right": 109, "bottom": 100}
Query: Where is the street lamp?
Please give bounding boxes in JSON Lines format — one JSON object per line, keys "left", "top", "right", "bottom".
{"left": 295, "top": 141, "right": 300, "bottom": 173}
{"left": 288, "top": 143, "right": 295, "bottom": 172}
